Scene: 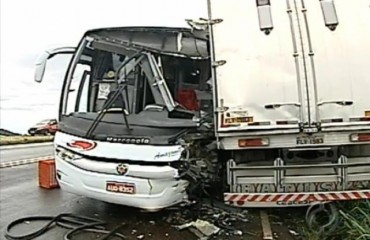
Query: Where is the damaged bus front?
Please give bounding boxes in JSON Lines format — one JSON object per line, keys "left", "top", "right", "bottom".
{"left": 35, "top": 27, "right": 213, "bottom": 210}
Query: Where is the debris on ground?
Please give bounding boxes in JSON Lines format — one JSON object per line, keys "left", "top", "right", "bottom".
{"left": 137, "top": 234, "right": 145, "bottom": 239}
{"left": 174, "top": 219, "right": 220, "bottom": 238}
{"left": 288, "top": 229, "right": 299, "bottom": 236}
{"left": 166, "top": 198, "right": 252, "bottom": 239}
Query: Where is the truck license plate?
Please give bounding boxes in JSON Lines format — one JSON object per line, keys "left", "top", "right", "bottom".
{"left": 106, "top": 181, "right": 135, "bottom": 194}
{"left": 297, "top": 135, "right": 324, "bottom": 145}
{"left": 225, "top": 116, "right": 253, "bottom": 124}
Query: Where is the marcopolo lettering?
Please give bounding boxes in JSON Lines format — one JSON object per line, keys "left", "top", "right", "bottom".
{"left": 106, "top": 137, "right": 150, "bottom": 144}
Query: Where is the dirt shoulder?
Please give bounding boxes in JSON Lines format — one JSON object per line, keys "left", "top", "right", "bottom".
{"left": 0, "top": 135, "right": 54, "bottom": 145}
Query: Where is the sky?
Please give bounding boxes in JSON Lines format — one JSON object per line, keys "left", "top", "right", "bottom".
{"left": 0, "top": 0, "right": 208, "bottom": 134}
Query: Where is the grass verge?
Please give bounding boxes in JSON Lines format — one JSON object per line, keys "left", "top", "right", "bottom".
{"left": 0, "top": 135, "right": 54, "bottom": 145}
{"left": 335, "top": 200, "right": 370, "bottom": 240}
{"left": 292, "top": 200, "right": 370, "bottom": 240}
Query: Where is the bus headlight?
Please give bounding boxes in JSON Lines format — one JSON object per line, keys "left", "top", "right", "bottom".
{"left": 56, "top": 147, "right": 82, "bottom": 162}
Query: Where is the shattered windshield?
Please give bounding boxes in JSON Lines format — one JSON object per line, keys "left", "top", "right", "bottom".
{"left": 64, "top": 43, "right": 163, "bottom": 116}
{"left": 62, "top": 27, "right": 211, "bottom": 121}
{"left": 57, "top": 28, "right": 212, "bottom": 139}
{"left": 61, "top": 30, "right": 211, "bottom": 133}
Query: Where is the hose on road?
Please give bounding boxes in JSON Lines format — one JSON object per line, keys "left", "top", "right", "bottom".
{"left": 305, "top": 202, "right": 339, "bottom": 237}
{"left": 4, "top": 213, "right": 127, "bottom": 240}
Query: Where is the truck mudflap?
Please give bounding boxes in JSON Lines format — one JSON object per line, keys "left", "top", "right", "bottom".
{"left": 224, "top": 190, "right": 370, "bottom": 208}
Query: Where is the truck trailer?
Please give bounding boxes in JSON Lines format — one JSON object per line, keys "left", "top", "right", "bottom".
{"left": 35, "top": 0, "right": 369, "bottom": 210}
{"left": 205, "top": 0, "right": 370, "bottom": 207}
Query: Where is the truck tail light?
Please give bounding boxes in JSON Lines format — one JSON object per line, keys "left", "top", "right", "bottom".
{"left": 276, "top": 120, "right": 299, "bottom": 125}
{"left": 220, "top": 114, "right": 231, "bottom": 128}
{"left": 321, "top": 118, "right": 343, "bottom": 123}
{"left": 238, "top": 138, "right": 269, "bottom": 147}
{"left": 350, "top": 133, "right": 370, "bottom": 142}
{"left": 350, "top": 117, "right": 370, "bottom": 122}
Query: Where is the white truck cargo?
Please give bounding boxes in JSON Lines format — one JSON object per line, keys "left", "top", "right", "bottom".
{"left": 207, "top": 0, "right": 370, "bottom": 207}
{"left": 34, "top": 0, "right": 369, "bottom": 210}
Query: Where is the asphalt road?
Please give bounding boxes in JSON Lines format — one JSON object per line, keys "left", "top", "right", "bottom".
{"left": 0, "top": 143, "right": 54, "bottom": 163}
{"left": 0, "top": 164, "right": 231, "bottom": 240}
{"left": 0, "top": 146, "right": 297, "bottom": 240}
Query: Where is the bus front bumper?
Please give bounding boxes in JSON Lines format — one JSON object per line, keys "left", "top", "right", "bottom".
{"left": 55, "top": 157, "right": 189, "bottom": 211}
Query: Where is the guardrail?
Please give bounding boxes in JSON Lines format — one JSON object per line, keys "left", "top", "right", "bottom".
{"left": 0, "top": 136, "right": 54, "bottom": 146}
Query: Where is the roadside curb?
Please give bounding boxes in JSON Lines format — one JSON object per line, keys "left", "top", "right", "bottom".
{"left": 0, "top": 155, "right": 54, "bottom": 168}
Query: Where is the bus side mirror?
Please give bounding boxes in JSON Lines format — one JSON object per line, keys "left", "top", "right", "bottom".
{"left": 34, "top": 47, "right": 76, "bottom": 83}
{"left": 35, "top": 51, "right": 50, "bottom": 83}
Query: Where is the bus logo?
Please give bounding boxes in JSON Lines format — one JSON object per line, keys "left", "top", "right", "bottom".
{"left": 116, "top": 164, "right": 128, "bottom": 175}
{"left": 67, "top": 140, "right": 97, "bottom": 151}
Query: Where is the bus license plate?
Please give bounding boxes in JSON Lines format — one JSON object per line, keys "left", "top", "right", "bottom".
{"left": 106, "top": 181, "right": 135, "bottom": 194}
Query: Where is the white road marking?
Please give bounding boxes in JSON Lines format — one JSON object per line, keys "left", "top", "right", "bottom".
{"left": 260, "top": 210, "right": 273, "bottom": 240}
{"left": 0, "top": 155, "right": 54, "bottom": 168}
{"left": 0, "top": 142, "right": 54, "bottom": 150}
